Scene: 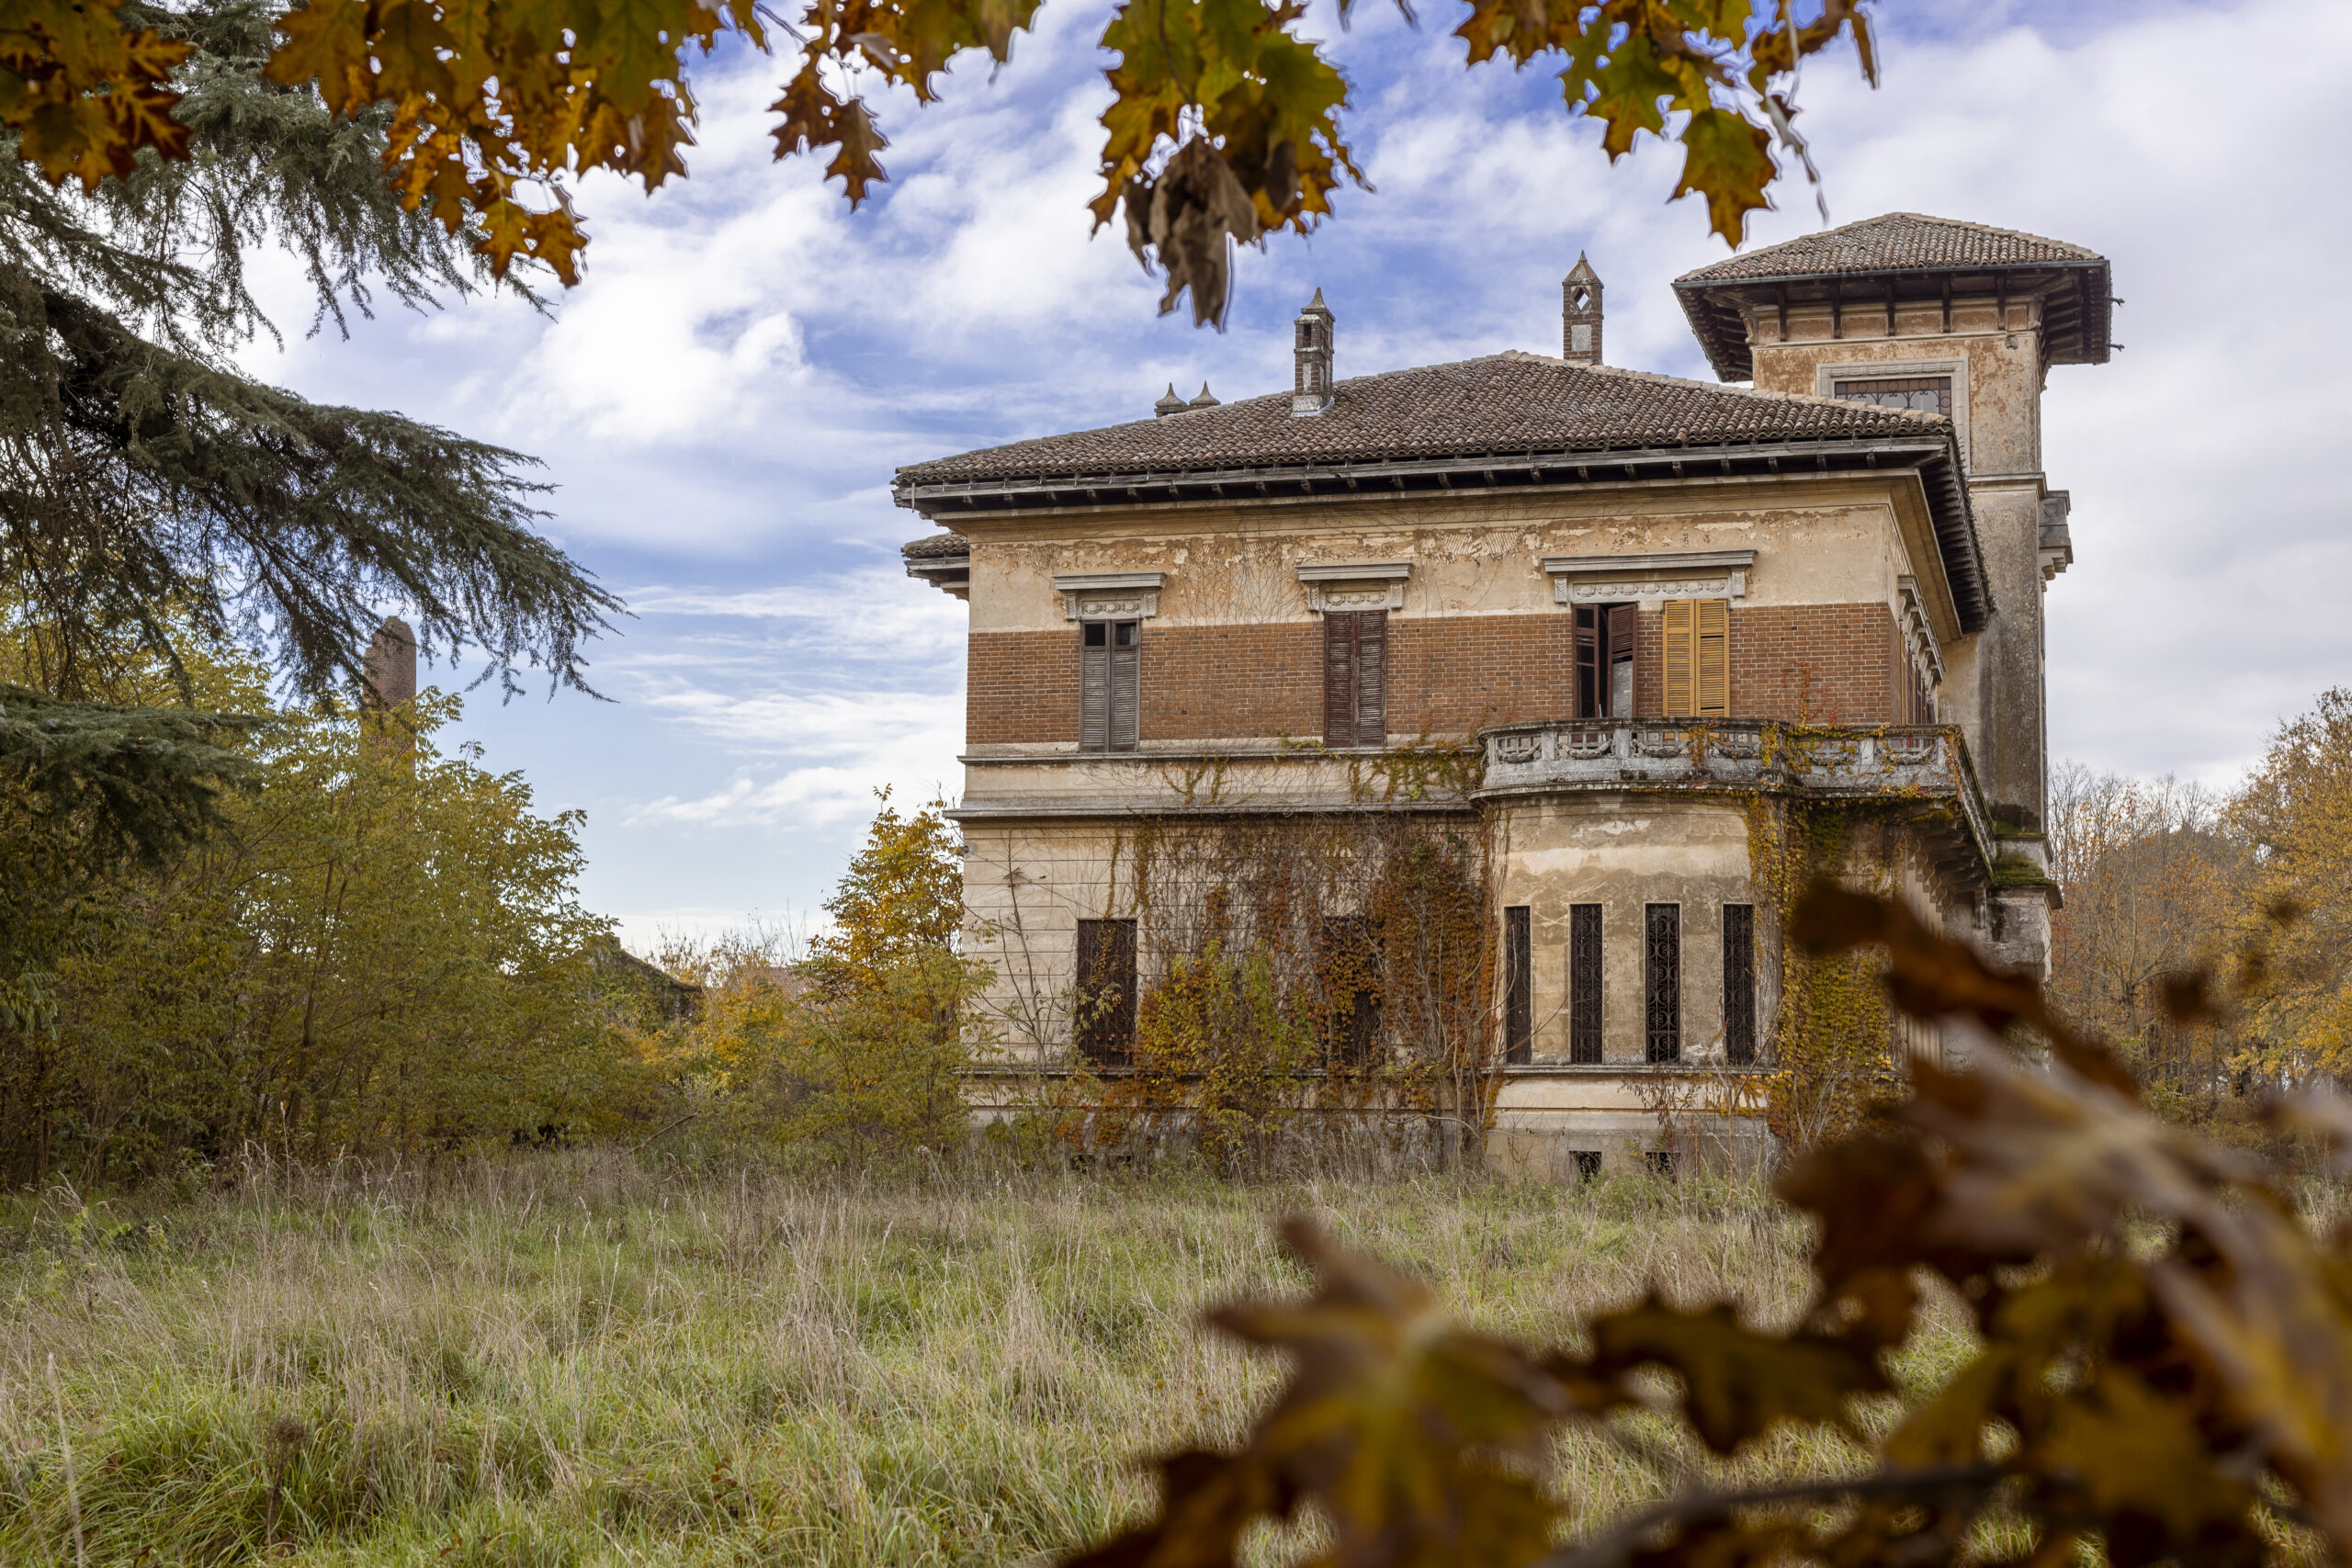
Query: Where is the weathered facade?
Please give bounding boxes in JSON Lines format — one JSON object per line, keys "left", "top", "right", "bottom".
{"left": 898, "top": 213, "right": 2109, "bottom": 1176}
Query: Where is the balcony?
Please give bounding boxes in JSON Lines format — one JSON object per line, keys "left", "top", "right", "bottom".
{"left": 1476, "top": 720, "right": 1996, "bottom": 877}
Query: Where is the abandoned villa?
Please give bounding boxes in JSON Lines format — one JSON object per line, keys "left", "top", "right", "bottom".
{"left": 897, "top": 212, "right": 2109, "bottom": 1176}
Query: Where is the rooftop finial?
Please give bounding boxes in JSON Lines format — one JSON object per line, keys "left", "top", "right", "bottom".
{"left": 1153, "top": 382, "right": 1186, "bottom": 417}
{"left": 1292, "top": 289, "right": 1335, "bottom": 417}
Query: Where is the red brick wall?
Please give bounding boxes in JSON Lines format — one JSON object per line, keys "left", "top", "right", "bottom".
{"left": 967, "top": 603, "right": 1901, "bottom": 745}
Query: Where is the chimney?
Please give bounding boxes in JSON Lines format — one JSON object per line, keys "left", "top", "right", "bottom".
{"left": 1562, "top": 254, "right": 1603, "bottom": 365}
{"left": 362, "top": 615, "right": 417, "bottom": 709}
{"left": 1188, "top": 381, "right": 1220, "bottom": 410}
{"left": 1292, "top": 289, "right": 1334, "bottom": 416}
{"left": 1153, "top": 383, "right": 1186, "bottom": 418}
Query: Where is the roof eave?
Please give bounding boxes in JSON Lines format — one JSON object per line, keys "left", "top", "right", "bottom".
{"left": 895, "top": 432, "right": 1992, "bottom": 634}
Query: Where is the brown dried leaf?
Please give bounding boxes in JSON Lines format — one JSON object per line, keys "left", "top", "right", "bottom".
{"left": 1586, "top": 1296, "right": 1885, "bottom": 1455}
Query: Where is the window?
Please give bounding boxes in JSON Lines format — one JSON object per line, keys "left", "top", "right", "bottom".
{"left": 1503, "top": 906, "right": 1532, "bottom": 1065}
{"left": 1073, "top": 919, "right": 1136, "bottom": 1066}
{"left": 1317, "top": 916, "right": 1382, "bottom": 1068}
{"left": 1723, "top": 904, "right": 1757, "bottom": 1064}
{"left": 1572, "top": 1149, "right": 1602, "bottom": 1181}
{"left": 1834, "top": 376, "right": 1951, "bottom": 416}
{"left": 1645, "top": 904, "right": 1681, "bottom": 1063}
{"left": 1568, "top": 904, "right": 1603, "bottom": 1063}
{"left": 1574, "top": 604, "right": 1638, "bottom": 718}
{"left": 1080, "top": 619, "right": 1139, "bottom": 752}
{"left": 1322, "top": 610, "right": 1387, "bottom": 748}
{"left": 1645, "top": 1149, "right": 1679, "bottom": 1179}
{"left": 1661, "top": 598, "right": 1729, "bottom": 718}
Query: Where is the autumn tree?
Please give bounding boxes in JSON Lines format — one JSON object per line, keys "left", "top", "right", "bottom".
{"left": 2044, "top": 761, "right": 2252, "bottom": 1115}
{"left": 2232, "top": 687, "right": 2352, "bottom": 1082}
{"left": 9, "top": 0, "right": 1881, "bottom": 316}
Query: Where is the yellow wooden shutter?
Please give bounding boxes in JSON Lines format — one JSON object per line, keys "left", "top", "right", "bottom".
{"left": 1662, "top": 598, "right": 1695, "bottom": 716}
{"left": 1696, "top": 598, "right": 1729, "bottom": 716}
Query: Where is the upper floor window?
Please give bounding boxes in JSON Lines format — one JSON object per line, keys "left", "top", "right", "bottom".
{"left": 1835, "top": 376, "right": 1951, "bottom": 416}
{"left": 1080, "top": 619, "right": 1139, "bottom": 752}
{"left": 1574, "top": 605, "right": 1638, "bottom": 718}
{"left": 1322, "top": 610, "right": 1386, "bottom": 748}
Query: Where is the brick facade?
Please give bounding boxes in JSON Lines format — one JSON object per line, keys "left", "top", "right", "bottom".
{"left": 967, "top": 602, "right": 1904, "bottom": 746}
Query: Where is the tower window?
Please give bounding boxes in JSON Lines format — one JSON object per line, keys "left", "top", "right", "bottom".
{"left": 1645, "top": 904, "right": 1681, "bottom": 1063}
{"left": 1834, "top": 376, "right": 1951, "bottom": 417}
{"left": 1080, "top": 619, "right": 1140, "bottom": 752}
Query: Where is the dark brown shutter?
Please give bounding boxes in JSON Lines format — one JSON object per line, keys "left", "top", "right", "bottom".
{"left": 1607, "top": 604, "right": 1638, "bottom": 717}
{"left": 1354, "top": 610, "right": 1385, "bottom": 748}
{"left": 1323, "top": 613, "right": 1358, "bottom": 747}
{"left": 1075, "top": 918, "right": 1136, "bottom": 1066}
{"left": 1575, "top": 606, "right": 1602, "bottom": 718}
{"left": 1504, "top": 906, "right": 1532, "bottom": 1064}
{"left": 1568, "top": 904, "right": 1602, "bottom": 1062}
{"left": 1723, "top": 903, "right": 1757, "bottom": 1063}
{"left": 1080, "top": 624, "right": 1108, "bottom": 751}
{"left": 1645, "top": 904, "right": 1681, "bottom": 1063}
{"left": 1110, "top": 621, "right": 1140, "bottom": 751}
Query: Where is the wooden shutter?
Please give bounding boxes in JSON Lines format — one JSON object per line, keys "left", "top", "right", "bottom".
{"left": 1695, "top": 598, "right": 1729, "bottom": 717}
{"left": 1322, "top": 612, "right": 1357, "bottom": 747}
{"left": 1607, "top": 604, "right": 1638, "bottom": 716}
{"left": 1110, "top": 621, "right": 1140, "bottom": 751}
{"left": 1662, "top": 599, "right": 1695, "bottom": 716}
{"left": 1080, "top": 626, "right": 1108, "bottom": 750}
{"left": 1354, "top": 610, "right": 1386, "bottom": 748}
{"left": 1503, "top": 906, "right": 1532, "bottom": 1065}
{"left": 1574, "top": 606, "right": 1602, "bottom": 717}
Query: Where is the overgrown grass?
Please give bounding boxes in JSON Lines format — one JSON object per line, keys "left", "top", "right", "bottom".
{"left": 0, "top": 1152, "right": 1966, "bottom": 1566}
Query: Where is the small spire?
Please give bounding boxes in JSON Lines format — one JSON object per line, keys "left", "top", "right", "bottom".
{"left": 1562, "top": 253, "right": 1604, "bottom": 365}
{"left": 1188, "top": 381, "right": 1220, "bottom": 410}
{"left": 1153, "top": 382, "right": 1186, "bottom": 417}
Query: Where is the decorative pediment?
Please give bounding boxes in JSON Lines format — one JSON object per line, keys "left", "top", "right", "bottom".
{"left": 1296, "top": 561, "right": 1410, "bottom": 614}
{"left": 1543, "top": 549, "right": 1755, "bottom": 607}
{"left": 1055, "top": 571, "right": 1166, "bottom": 621}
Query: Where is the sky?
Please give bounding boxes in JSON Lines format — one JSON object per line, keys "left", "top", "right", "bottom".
{"left": 232, "top": 0, "right": 2352, "bottom": 951}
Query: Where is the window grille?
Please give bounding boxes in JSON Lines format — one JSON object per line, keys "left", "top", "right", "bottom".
{"left": 1645, "top": 904, "right": 1681, "bottom": 1063}
{"left": 1073, "top": 919, "right": 1136, "bottom": 1065}
{"left": 1503, "top": 907, "right": 1532, "bottom": 1065}
{"left": 1568, "top": 904, "right": 1603, "bottom": 1063}
{"left": 1833, "top": 376, "right": 1951, "bottom": 416}
{"left": 1724, "top": 904, "right": 1757, "bottom": 1064}
{"left": 1572, "top": 1150, "right": 1602, "bottom": 1181}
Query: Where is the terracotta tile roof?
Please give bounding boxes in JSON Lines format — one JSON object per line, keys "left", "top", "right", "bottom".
{"left": 894, "top": 352, "right": 1947, "bottom": 487}
{"left": 1677, "top": 212, "right": 2104, "bottom": 283}
{"left": 900, "top": 531, "right": 969, "bottom": 558}
{"left": 1672, "top": 212, "right": 2113, "bottom": 380}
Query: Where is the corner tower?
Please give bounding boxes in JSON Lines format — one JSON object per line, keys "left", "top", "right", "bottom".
{"left": 1675, "top": 212, "right": 2114, "bottom": 971}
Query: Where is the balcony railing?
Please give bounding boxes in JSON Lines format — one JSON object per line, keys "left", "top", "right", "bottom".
{"left": 1477, "top": 720, "right": 1994, "bottom": 873}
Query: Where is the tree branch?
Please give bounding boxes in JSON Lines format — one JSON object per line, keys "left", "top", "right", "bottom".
{"left": 1534, "top": 1463, "right": 2009, "bottom": 1568}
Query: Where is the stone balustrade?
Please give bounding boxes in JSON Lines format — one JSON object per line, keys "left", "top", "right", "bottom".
{"left": 1477, "top": 719, "right": 1996, "bottom": 871}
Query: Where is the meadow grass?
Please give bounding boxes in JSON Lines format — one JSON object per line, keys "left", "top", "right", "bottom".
{"left": 0, "top": 1151, "right": 1974, "bottom": 1567}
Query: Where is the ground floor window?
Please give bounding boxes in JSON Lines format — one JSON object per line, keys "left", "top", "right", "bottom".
{"left": 1503, "top": 906, "right": 1532, "bottom": 1064}
{"left": 1569, "top": 904, "right": 1603, "bottom": 1062}
{"left": 1724, "top": 903, "right": 1757, "bottom": 1063}
{"left": 1074, "top": 918, "right": 1136, "bottom": 1065}
{"left": 1645, "top": 904, "right": 1681, "bottom": 1062}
